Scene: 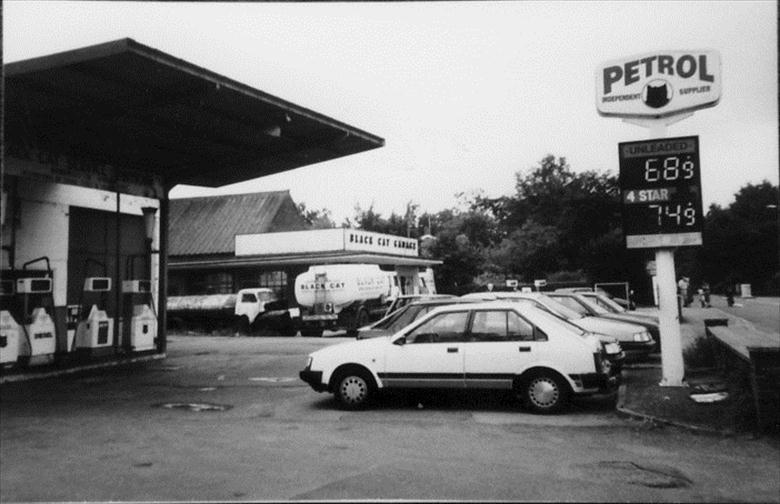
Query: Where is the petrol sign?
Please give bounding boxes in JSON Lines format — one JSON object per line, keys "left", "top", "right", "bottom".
{"left": 596, "top": 50, "right": 721, "bottom": 118}
{"left": 619, "top": 136, "right": 703, "bottom": 248}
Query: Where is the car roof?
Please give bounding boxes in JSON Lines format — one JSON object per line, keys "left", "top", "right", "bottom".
{"left": 462, "top": 291, "right": 543, "bottom": 299}
{"left": 396, "top": 294, "right": 455, "bottom": 299}
{"left": 407, "top": 298, "right": 480, "bottom": 306}
{"left": 428, "top": 300, "right": 533, "bottom": 312}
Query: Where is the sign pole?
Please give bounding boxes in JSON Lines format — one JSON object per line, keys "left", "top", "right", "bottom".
{"left": 649, "top": 121, "right": 684, "bottom": 386}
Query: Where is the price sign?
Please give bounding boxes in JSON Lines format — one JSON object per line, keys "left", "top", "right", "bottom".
{"left": 619, "top": 136, "right": 703, "bottom": 248}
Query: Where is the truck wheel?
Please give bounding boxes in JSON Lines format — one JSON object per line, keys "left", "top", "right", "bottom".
{"left": 280, "top": 321, "right": 297, "bottom": 337}
{"left": 333, "top": 368, "right": 375, "bottom": 410}
{"left": 356, "top": 308, "right": 370, "bottom": 328}
{"left": 302, "top": 328, "right": 323, "bottom": 337}
{"left": 516, "top": 371, "right": 569, "bottom": 414}
{"left": 345, "top": 308, "right": 370, "bottom": 338}
{"left": 235, "top": 315, "right": 250, "bottom": 335}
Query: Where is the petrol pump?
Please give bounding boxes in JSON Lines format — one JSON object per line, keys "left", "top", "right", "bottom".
{"left": 121, "top": 278, "right": 157, "bottom": 352}
{"left": 74, "top": 268, "right": 115, "bottom": 357}
{"left": 0, "top": 279, "right": 21, "bottom": 368}
{"left": 15, "top": 257, "right": 57, "bottom": 366}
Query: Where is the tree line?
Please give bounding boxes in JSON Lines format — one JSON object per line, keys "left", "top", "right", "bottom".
{"left": 299, "top": 155, "right": 779, "bottom": 301}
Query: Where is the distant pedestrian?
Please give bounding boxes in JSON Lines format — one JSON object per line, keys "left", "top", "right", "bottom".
{"left": 726, "top": 285, "right": 735, "bottom": 307}
{"left": 702, "top": 282, "right": 711, "bottom": 308}
{"left": 628, "top": 289, "right": 636, "bottom": 310}
{"left": 677, "top": 277, "right": 690, "bottom": 307}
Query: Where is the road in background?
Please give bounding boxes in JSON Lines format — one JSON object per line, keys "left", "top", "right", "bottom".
{"left": 709, "top": 295, "right": 779, "bottom": 335}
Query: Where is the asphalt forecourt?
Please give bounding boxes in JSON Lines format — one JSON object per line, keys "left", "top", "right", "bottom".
{"left": 3, "top": 334, "right": 780, "bottom": 502}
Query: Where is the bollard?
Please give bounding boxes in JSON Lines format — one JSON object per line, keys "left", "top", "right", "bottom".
{"left": 739, "top": 284, "right": 753, "bottom": 298}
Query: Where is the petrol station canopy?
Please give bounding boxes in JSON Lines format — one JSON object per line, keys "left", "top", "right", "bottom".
{"left": 4, "top": 38, "right": 385, "bottom": 188}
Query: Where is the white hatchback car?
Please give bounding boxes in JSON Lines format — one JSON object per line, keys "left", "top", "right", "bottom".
{"left": 299, "top": 301, "right": 616, "bottom": 413}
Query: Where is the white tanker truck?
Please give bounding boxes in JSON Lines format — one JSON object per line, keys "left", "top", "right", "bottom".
{"left": 293, "top": 264, "right": 397, "bottom": 337}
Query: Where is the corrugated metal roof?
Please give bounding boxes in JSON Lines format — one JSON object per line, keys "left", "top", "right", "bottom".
{"left": 169, "top": 191, "right": 303, "bottom": 256}
{"left": 4, "top": 38, "right": 384, "bottom": 188}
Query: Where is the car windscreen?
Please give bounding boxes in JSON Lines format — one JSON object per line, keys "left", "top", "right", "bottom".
{"left": 576, "top": 295, "right": 610, "bottom": 315}
{"left": 589, "top": 293, "right": 626, "bottom": 313}
{"left": 533, "top": 296, "right": 586, "bottom": 320}
{"left": 372, "top": 305, "right": 409, "bottom": 329}
{"left": 384, "top": 304, "right": 428, "bottom": 332}
{"left": 517, "top": 305, "right": 586, "bottom": 337}
{"left": 546, "top": 295, "right": 591, "bottom": 317}
{"left": 514, "top": 300, "right": 587, "bottom": 336}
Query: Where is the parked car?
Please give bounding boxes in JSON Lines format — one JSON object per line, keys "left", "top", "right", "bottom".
{"left": 571, "top": 291, "right": 660, "bottom": 341}
{"left": 461, "top": 292, "right": 625, "bottom": 372}
{"left": 579, "top": 291, "right": 659, "bottom": 323}
{"left": 357, "top": 298, "right": 479, "bottom": 340}
{"left": 382, "top": 294, "right": 457, "bottom": 318}
{"left": 300, "top": 301, "right": 618, "bottom": 413}
{"left": 546, "top": 292, "right": 660, "bottom": 351}
{"left": 555, "top": 287, "right": 631, "bottom": 309}
{"left": 462, "top": 291, "right": 655, "bottom": 359}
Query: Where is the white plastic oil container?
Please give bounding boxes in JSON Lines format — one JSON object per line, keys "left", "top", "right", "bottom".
{"left": 128, "top": 304, "right": 156, "bottom": 351}
{"left": 20, "top": 307, "right": 56, "bottom": 365}
{"left": 0, "top": 310, "right": 21, "bottom": 367}
{"left": 75, "top": 305, "right": 114, "bottom": 350}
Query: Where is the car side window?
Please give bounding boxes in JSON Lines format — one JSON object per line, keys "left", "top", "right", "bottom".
{"left": 406, "top": 311, "right": 469, "bottom": 344}
{"left": 470, "top": 310, "right": 508, "bottom": 342}
{"left": 508, "top": 311, "right": 538, "bottom": 341}
{"left": 241, "top": 293, "right": 257, "bottom": 303}
{"left": 469, "top": 310, "right": 536, "bottom": 342}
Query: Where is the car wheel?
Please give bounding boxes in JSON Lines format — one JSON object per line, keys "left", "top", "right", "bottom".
{"left": 334, "top": 369, "right": 374, "bottom": 410}
{"left": 518, "top": 371, "right": 569, "bottom": 414}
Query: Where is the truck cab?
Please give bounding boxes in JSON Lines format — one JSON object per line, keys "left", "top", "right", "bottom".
{"left": 234, "top": 288, "right": 278, "bottom": 331}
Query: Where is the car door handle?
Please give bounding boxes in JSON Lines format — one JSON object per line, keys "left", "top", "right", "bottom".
{"left": 518, "top": 346, "right": 531, "bottom": 352}
{"left": 447, "top": 347, "right": 459, "bottom": 353}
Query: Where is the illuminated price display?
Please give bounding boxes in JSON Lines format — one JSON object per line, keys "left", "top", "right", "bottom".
{"left": 619, "top": 136, "right": 703, "bottom": 249}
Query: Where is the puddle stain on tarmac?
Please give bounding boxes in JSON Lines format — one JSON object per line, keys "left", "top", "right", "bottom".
{"left": 248, "top": 377, "right": 296, "bottom": 383}
{"left": 153, "top": 402, "right": 233, "bottom": 412}
{"left": 575, "top": 460, "right": 692, "bottom": 489}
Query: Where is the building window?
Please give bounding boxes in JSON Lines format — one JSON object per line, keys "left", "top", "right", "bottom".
{"left": 200, "top": 273, "right": 233, "bottom": 294}
{"left": 255, "top": 270, "right": 287, "bottom": 297}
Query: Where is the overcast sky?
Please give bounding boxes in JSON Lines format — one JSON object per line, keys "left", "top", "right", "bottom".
{"left": 5, "top": 1, "right": 778, "bottom": 223}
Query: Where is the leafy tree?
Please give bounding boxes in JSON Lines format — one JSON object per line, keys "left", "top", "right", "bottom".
{"left": 296, "top": 203, "right": 336, "bottom": 229}
{"left": 473, "top": 154, "right": 622, "bottom": 283}
{"left": 425, "top": 208, "right": 489, "bottom": 294}
{"left": 699, "top": 181, "right": 779, "bottom": 294}
{"left": 349, "top": 201, "right": 419, "bottom": 237}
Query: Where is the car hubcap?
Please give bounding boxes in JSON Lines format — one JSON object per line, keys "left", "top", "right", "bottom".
{"left": 529, "top": 378, "right": 559, "bottom": 408}
{"left": 341, "top": 376, "right": 367, "bottom": 404}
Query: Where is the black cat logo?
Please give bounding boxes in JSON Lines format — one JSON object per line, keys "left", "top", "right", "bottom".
{"left": 642, "top": 80, "right": 672, "bottom": 109}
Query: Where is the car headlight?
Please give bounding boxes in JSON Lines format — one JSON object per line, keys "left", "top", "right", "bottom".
{"left": 604, "top": 342, "right": 621, "bottom": 354}
{"left": 633, "top": 331, "right": 651, "bottom": 342}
